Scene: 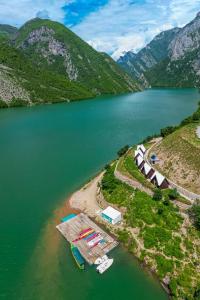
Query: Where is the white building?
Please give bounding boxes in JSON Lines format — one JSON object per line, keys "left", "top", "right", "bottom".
{"left": 136, "top": 155, "right": 144, "bottom": 168}
{"left": 101, "top": 206, "right": 122, "bottom": 225}
{"left": 150, "top": 171, "right": 169, "bottom": 189}
{"left": 142, "top": 162, "right": 151, "bottom": 176}
{"left": 134, "top": 149, "right": 144, "bottom": 158}
{"left": 137, "top": 144, "right": 146, "bottom": 155}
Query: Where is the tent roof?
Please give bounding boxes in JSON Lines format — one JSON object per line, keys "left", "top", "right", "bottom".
{"left": 143, "top": 163, "right": 151, "bottom": 175}
{"left": 102, "top": 206, "right": 121, "bottom": 220}
{"left": 136, "top": 155, "right": 144, "bottom": 166}
{"left": 137, "top": 144, "right": 146, "bottom": 153}
{"left": 151, "top": 171, "right": 165, "bottom": 186}
{"left": 135, "top": 149, "right": 144, "bottom": 158}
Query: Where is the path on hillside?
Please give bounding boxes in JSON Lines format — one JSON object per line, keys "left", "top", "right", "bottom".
{"left": 145, "top": 139, "right": 200, "bottom": 202}
{"left": 197, "top": 126, "right": 200, "bottom": 138}
{"left": 114, "top": 159, "right": 153, "bottom": 196}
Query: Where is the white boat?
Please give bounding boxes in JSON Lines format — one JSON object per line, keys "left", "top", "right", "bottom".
{"left": 94, "top": 255, "right": 108, "bottom": 265}
{"left": 96, "top": 258, "right": 113, "bottom": 274}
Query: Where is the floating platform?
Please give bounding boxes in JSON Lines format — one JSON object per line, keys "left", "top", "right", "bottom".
{"left": 56, "top": 213, "right": 118, "bottom": 265}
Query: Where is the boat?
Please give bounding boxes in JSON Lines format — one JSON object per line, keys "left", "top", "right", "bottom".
{"left": 72, "top": 229, "right": 94, "bottom": 242}
{"left": 94, "top": 255, "right": 108, "bottom": 265}
{"left": 85, "top": 232, "right": 99, "bottom": 242}
{"left": 87, "top": 235, "right": 102, "bottom": 247}
{"left": 96, "top": 258, "right": 113, "bottom": 274}
{"left": 79, "top": 227, "right": 92, "bottom": 236}
{"left": 70, "top": 243, "right": 85, "bottom": 270}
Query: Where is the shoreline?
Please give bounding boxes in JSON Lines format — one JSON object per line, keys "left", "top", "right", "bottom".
{"left": 63, "top": 170, "right": 171, "bottom": 299}
{"left": 0, "top": 90, "right": 138, "bottom": 110}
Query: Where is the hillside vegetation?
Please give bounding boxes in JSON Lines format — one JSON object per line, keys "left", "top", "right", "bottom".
{"left": 0, "top": 18, "right": 138, "bottom": 108}
{"left": 118, "top": 12, "right": 200, "bottom": 88}
{"left": 152, "top": 123, "right": 200, "bottom": 194}
{"left": 101, "top": 165, "right": 200, "bottom": 300}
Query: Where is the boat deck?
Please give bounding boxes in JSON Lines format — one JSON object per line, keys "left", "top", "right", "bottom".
{"left": 56, "top": 213, "right": 118, "bottom": 265}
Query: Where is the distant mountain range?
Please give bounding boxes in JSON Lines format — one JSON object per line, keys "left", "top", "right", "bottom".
{"left": 118, "top": 12, "right": 200, "bottom": 88}
{"left": 1, "top": 12, "right": 200, "bottom": 108}
{"left": 0, "top": 18, "right": 138, "bottom": 107}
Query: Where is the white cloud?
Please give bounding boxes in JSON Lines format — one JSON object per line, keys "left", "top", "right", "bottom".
{"left": 0, "top": 0, "right": 68, "bottom": 27}
{"left": 0, "top": 0, "right": 200, "bottom": 59}
{"left": 72, "top": 0, "right": 200, "bottom": 59}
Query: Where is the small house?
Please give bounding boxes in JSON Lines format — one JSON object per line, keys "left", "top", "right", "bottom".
{"left": 146, "top": 168, "right": 155, "bottom": 179}
{"left": 141, "top": 163, "right": 152, "bottom": 177}
{"left": 101, "top": 206, "right": 122, "bottom": 225}
{"left": 134, "top": 149, "right": 144, "bottom": 159}
{"left": 137, "top": 144, "right": 146, "bottom": 155}
{"left": 136, "top": 155, "right": 145, "bottom": 169}
{"left": 150, "top": 171, "right": 169, "bottom": 189}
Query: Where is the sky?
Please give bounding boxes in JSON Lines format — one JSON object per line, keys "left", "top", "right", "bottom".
{"left": 0, "top": 0, "right": 200, "bottom": 59}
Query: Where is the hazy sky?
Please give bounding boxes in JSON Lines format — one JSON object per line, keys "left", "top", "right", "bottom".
{"left": 0, "top": 0, "right": 200, "bottom": 59}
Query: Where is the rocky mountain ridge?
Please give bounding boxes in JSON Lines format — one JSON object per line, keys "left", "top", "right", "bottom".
{"left": 118, "top": 12, "right": 200, "bottom": 88}
{"left": 118, "top": 27, "right": 180, "bottom": 86}
{"left": 0, "top": 18, "right": 138, "bottom": 107}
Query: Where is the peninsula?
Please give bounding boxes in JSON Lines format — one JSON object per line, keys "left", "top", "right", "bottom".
{"left": 63, "top": 102, "right": 200, "bottom": 300}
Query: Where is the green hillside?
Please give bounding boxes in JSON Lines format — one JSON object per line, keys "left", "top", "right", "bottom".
{"left": 0, "top": 39, "right": 93, "bottom": 106}
{"left": 15, "top": 18, "right": 138, "bottom": 94}
{"left": 0, "top": 18, "right": 138, "bottom": 107}
{"left": 0, "top": 24, "right": 18, "bottom": 38}
{"left": 145, "top": 50, "right": 200, "bottom": 88}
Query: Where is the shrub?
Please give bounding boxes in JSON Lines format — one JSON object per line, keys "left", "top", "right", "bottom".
{"left": 160, "top": 126, "right": 177, "bottom": 137}
{"left": 168, "top": 188, "right": 179, "bottom": 200}
{"left": 153, "top": 189, "right": 163, "bottom": 201}
{"left": 155, "top": 255, "right": 174, "bottom": 278}
{"left": 0, "top": 99, "right": 8, "bottom": 108}
{"left": 10, "top": 98, "right": 29, "bottom": 107}
{"left": 117, "top": 145, "right": 129, "bottom": 157}
{"left": 188, "top": 201, "right": 200, "bottom": 230}
{"left": 117, "top": 229, "right": 130, "bottom": 244}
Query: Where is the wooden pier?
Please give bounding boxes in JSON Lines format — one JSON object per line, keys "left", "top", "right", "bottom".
{"left": 56, "top": 213, "right": 118, "bottom": 265}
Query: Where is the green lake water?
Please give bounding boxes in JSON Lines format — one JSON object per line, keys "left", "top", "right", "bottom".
{"left": 0, "top": 88, "right": 199, "bottom": 300}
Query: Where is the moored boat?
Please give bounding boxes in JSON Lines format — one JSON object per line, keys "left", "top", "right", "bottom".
{"left": 94, "top": 255, "right": 108, "bottom": 265}
{"left": 70, "top": 243, "right": 85, "bottom": 270}
{"left": 96, "top": 258, "right": 113, "bottom": 274}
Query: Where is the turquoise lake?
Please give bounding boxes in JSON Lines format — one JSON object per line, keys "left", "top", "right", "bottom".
{"left": 0, "top": 88, "right": 199, "bottom": 300}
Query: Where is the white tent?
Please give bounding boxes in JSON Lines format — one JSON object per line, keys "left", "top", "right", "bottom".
{"left": 142, "top": 163, "right": 151, "bottom": 175}
{"left": 150, "top": 171, "right": 165, "bottom": 186}
{"left": 136, "top": 155, "right": 144, "bottom": 167}
{"left": 137, "top": 144, "right": 146, "bottom": 154}
{"left": 134, "top": 149, "right": 144, "bottom": 158}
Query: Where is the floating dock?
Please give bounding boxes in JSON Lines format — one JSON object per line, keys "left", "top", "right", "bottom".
{"left": 56, "top": 213, "right": 118, "bottom": 265}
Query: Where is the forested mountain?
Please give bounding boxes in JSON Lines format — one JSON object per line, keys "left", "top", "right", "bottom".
{"left": 118, "top": 12, "right": 200, "bottom": 88}
{"left": 0, "top": 18, "right": 138, "bottom": 108}
{"left": 117, "top": 28, "right": 180, "bottom": 87}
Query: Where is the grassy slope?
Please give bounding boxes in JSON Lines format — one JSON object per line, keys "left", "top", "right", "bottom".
{"left": 152, "top": 123, "right": 200, "bottom": 194}
{"left": 101, "top": 165, "right": 200, "bottom": 300}
{"left": 117, "top": 148, "right": 154, "bottom": 190}
{"left": 15, "top": 18, "right": 138, "bottom": 95}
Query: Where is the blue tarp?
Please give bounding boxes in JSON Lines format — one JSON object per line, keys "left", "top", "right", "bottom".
{"left": 61, "top": 214, "right": 76, "bottom": 223}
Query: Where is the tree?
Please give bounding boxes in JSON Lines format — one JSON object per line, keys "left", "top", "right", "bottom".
{"left": 168, "top": 188, "right": 179, "bottom": 200}
{"left": 117, "top": 145, "right": 129, "bottom": 157}
{"left": 188, "top": 201, "right": 200, "bottom": 230}
{"left": 153, "top": 189, "right": 163, "bottom": 201}
{"left": 160, "top": 126, "right": 177, "bottom": 137}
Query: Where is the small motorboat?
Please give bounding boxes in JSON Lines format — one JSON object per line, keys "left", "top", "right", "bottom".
{"left": 94, "top": 255, "right": 108, "bottom": 265}
{"left": 96, "top": 258, "right": 113, "bottom": 274}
